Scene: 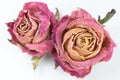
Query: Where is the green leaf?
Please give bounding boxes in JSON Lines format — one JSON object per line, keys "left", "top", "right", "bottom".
{"left": 31, "top": 56, "right": 41, "bottom": 70}
{"left": 98, "top": 9, "right": 116, "bottom": 25}
{"left": 55, "top": 8, "right": 60, "bottom": 22}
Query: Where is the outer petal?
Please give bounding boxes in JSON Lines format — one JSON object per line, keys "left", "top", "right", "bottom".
{"left": 25, "top": 40, "right": 54, "bottom": 56}
{"left": 53, "top": 15, "right": 70, "bottom": 50}
{"left": 51, "top": 48, "right": 91, "bottom": 78}
{"left": 7, "top": 22, "right": 19, "bottom": 43}
{"left": 70, "top": 8, "right": 91, "bottom": 19}
{"left": 100, "top": 31, "right": 116, "bottom": 61}
{"left": 23, "top": 2, "right": 56, "bottom": 26}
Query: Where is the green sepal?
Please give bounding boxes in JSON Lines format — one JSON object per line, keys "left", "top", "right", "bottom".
{"left": 55, "top": 61, "right": 59, "bottom": 69}
{"left": 98, "top": 9, "right": 116, "bottom": 25}
{"left": 31, "top": 56, "right": 41, "bottom": 70}
{"left": 8, "top": 39, "right": 16, "bottom": 45}
{"left": 55, "top": 8, "right": 60, "bottom": 22}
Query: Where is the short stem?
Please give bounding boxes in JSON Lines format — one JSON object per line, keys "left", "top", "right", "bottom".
{"left": 98, "top": 9, "right": 116, "bottom": 25}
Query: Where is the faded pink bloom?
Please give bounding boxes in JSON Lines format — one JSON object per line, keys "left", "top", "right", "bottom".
{"left": 52, "top": 8, "right": 116, "bottom": 78}
{"left": 7, "top": 2, "right": 56, "bottom": 57}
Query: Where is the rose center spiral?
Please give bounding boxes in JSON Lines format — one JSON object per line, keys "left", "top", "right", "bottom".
{"left": 75, "top": 32, "right": 94, "bottom": 51}
{"left": 17, "top": 21, "right": 30, "bottom": 36}
{"left": 62, "top": 27, "right": 99, "bottom": 61}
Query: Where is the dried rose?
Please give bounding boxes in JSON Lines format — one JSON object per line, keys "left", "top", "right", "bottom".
{"left": 51, "top": 9, "right": 116, "bottom": 78}
{"left": 7, "top": 2, "right": 56, "bottom": 57}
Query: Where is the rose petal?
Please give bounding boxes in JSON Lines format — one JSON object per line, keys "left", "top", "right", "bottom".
{"left": 23, "top": 2, "right": 56, "bottom": 26}
{"left": 15, "top": 35, "right": 33, "bottom": 44}
{"left": 51, "top": 48, "right": 91, "bottom": 78}
{"left": 100, "top": 31, "right": 116, "bottom": 61}
{"left": 25, "top": 40, "right": 54, "bottom": 56}
{"left": 32, "top": 19, "right": 50, "bottom": 43}
{"left": 65, "top": 36, "right": 85, "bottom": 61}
{"left": 7, "top": 22, "right": 19, "bottom": 43}
{"left": 71, "top": 8, "right": 91, "bottom": 19}
{"left": 24, "top": 13, "right": 38, "bottom": 37}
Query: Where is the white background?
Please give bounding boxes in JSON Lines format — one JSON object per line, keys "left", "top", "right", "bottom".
{"left": 0, "top": 0, "right": 120, "bottom": 80}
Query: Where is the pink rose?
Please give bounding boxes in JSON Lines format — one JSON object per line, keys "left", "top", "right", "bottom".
{"left": 52, "top": 9, "right": 116, "bottom": 78}
{"left": 7, "top": 2, "right": 56, "bottom": 57}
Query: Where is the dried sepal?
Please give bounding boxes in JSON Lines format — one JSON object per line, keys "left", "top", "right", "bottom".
{"left": 55, "top": 8, "right": 60, "bottom": 22}
{"left": 31, "top": 56, "right": 42, "bottom": 70}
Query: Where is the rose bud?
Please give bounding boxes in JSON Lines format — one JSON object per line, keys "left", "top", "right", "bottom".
{"left": 51, "top": 8, "right": 116, "bottom": 78}
{"left": 7, "top": 2, "right": 56, "bottom": 57}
